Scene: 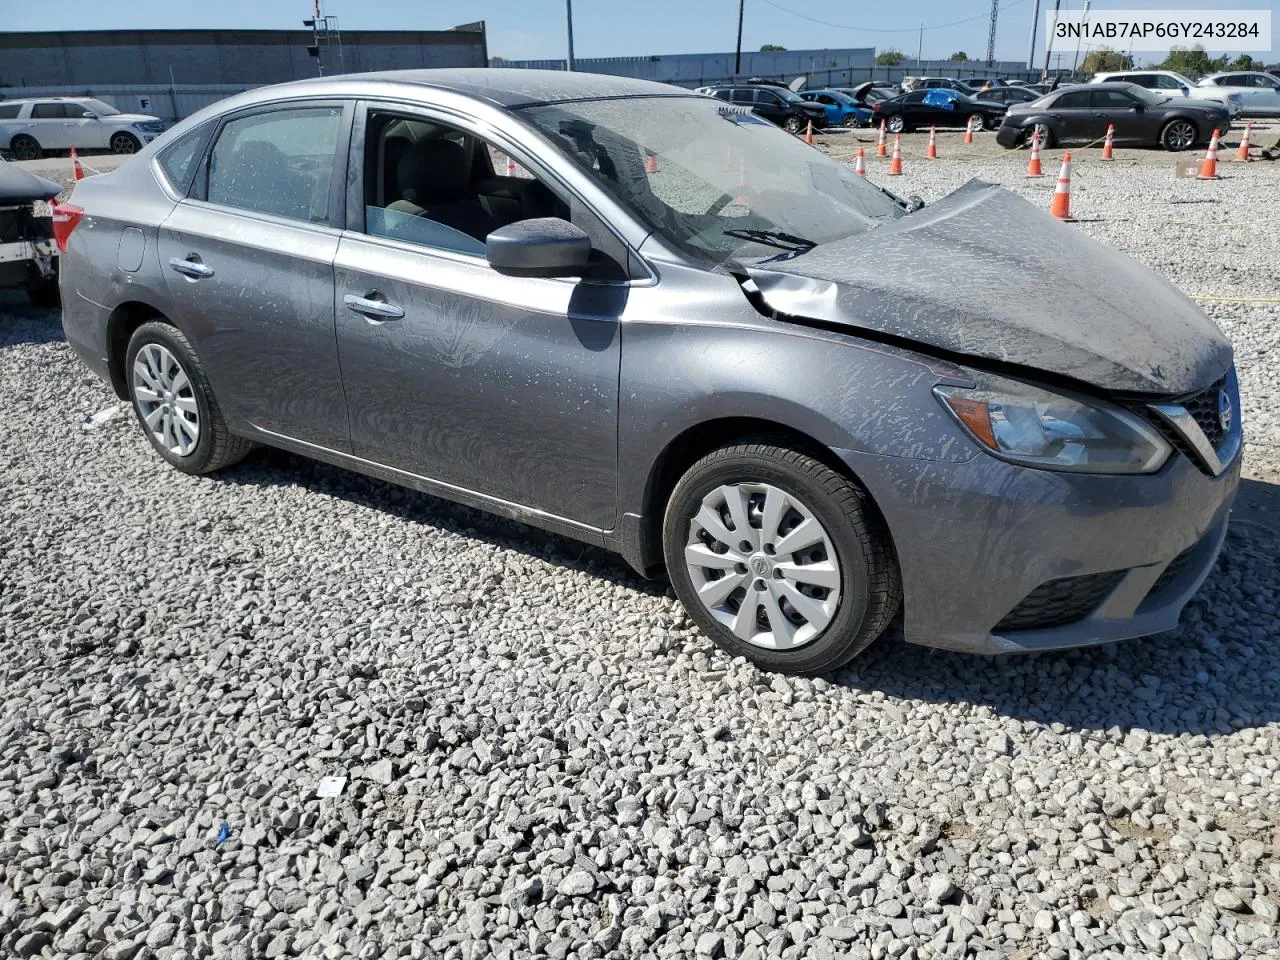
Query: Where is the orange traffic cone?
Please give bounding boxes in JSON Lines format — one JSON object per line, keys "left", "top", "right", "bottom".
{"left": 803, "top": 119, "right": 815, "bottom": 145}
{"left": 71, "top": 147, "right": 85, "bottom": 181}
{"left": 1100, "top": 124, "right": 1115, "bottom": 160}
{"left": 1049, "top": 152, "right": 1075, "bottom": 221}
{"left": 503, "top": 154, "right": 518, "bottom": 176}
{"left": 1026, "top": 130, "right": 1043, "bottom": 177}
{"left": 964, "top": 115, "right": 974, "bottom": 145}
{"left": 876, "top": 119, "right": 888, "bottom": 157}
{"left": 644, "top": 151, "right": 658, "bottom": 174}
{"left": 927, "top": 125, "right": 938, "bottom": 159}
{"left": 888, "top": 135, "right": 903, "bottom": 176}
{"left": 854, "top": 147, "right": 866, "bottom": 175}
{"left": 1236, "top": 122, "right": 1252, "bottom": 161}
{"left": 1198, "top": 129, "right": 1221, "bottom": 179}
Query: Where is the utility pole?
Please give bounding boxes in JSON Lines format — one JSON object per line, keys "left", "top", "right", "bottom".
{"left": 917, "top": 23, "right": 923, "bottom": 67}
{"left": 1071, "top": 0, "right": 1090, "bottom": 76}
{"left": 735, "top": 0, "right": 744, "bottom": 76}
{"left": 986, "top": 0, "right": 999, "bottom": 66}
{"left": 1026, "top": 0, "right": 1041, "bottom": 69}
{"left": 565, "top": 0, "right": 576, "bottom": 70}
{"left": 1041, "top": 0, "right": 1062, "bottom": 80}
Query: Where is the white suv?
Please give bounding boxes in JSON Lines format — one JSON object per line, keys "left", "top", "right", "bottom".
{"left": 1091, "top": 71, "right": 1242, "bottom": 117}
{"left": 1193, "top": 72, "right": 1280, "bottom": 118}
{"left": 0, "top": 98, "right": 166, "bottom": 161}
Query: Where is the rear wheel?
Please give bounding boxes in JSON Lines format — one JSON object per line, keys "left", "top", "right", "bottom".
{"left": 10, "top": 135, "right": 41, "bottom": 161}
{"left": 125, "top": 321, "right": 254, "bottom": 474}
{"left": 886, "top": 114, "right": 907, "bottom": 134}
{"left": 663, "top": 442, "right": 901, "bottom": 675}
{"left": 1160, "top": 119, "right": 1198, "bottom": 151}
{"left": 110, "top": 132, "right": 141, "bottom": 155}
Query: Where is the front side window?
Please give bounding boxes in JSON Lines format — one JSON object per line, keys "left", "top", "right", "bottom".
{"left": 207, "top": 106, "right": 342, "bottom": 223}
{"left": 518, "top": 95, "right": 902, "bottom": 265}
{"left": 1092, "top": 90, "right": 1136, "bottom": 108}
{"left": 753, "top": 90, "right": 782, "bottom": 106}
{"left": 360, "top": 110, "right": 568, "bottom": 258}
{"left": 79, "top": 98, "right": 121, "bottom": 116}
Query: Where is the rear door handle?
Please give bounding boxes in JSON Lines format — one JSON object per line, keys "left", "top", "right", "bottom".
{"left": 344, "top": 293, "right": 404, "bottom": 321}
{"left": 169, "top": 256, "right": 213, "bottom": 279}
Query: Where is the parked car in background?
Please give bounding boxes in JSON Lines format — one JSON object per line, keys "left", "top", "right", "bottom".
{"left": 0, "top": 157, "right": 60, "bottom": 305}
{"left": 873, "top": 88, "right": 1006, "bottom": 132}
{"left": 799, "top": 89, "right": 872, "bottom": 127}
{"left": 702, "top": 84, "right": 827, "bottom": 133}
{"left": 57, "top": 69, "right": 1241, "bottom": 674}
{"left": 1192, "top": 72, "right": 1280, "bottom": 117}
{"left": 974, "top": 86, "right": 1045, "bottom": 106}
{"left": 0, "top": 98, "right": 166, "bottom": 160}
{"left": 901, "top": 77, "right": 980, "bottom": 95}
{"left": 959, "top": 77, "right": 1007, "bottom": 89}
{"left": 1092, "top": 71, "right": 1242, "bottom": 117}
{"left": 998, "top": 82, "right": 1231, "bottom": 150}
{"left": 834, "top": 82, "right": 899, "bottom": 108}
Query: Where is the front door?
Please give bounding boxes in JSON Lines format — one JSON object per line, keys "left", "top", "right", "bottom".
{"left": 332, "top": 104, "right": 622, "bottom": 530}
{"left": 156, "top": 101, "right": 352, "bottom": 450}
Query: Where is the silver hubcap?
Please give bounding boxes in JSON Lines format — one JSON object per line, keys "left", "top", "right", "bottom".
{"left": 684, "top": 482, "right": 842, "bottom": 650}
{"left": 1167, "top": 123, "right": 1194, "bottom": 149}
{"left": 888, "top": 116, "right": 904, "bottom": 132}
{"left": 1035, "top": 124, "right": 1051, "bottom": 144}
{"left": 132, "top": 343, "right": 199, "bottom": 456}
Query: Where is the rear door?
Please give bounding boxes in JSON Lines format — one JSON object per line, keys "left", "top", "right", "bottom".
{"left": 1045, "top": 89, "right": 1093, "bottom": 143}
{"left": 1246, "top": 73, "right": 1280, "bottom": 114}
{"left": 155, "top": 100, "right": 353, "bottom": 450}
{"left": 26, "top": 102, "right": 74, "bottom": 149}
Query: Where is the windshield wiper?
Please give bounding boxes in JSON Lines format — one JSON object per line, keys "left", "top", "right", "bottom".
{"left": 722, "top": 228, "right": 816, "bottom": 252}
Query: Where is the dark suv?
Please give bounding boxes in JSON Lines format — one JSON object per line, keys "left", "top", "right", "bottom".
{"left": 702, "top": 84, "right": 828, "bottom": 134}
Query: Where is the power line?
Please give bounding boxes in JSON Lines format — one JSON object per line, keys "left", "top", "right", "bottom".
{"left": 756, "top": 0, "right": 1027, "bottom": 36}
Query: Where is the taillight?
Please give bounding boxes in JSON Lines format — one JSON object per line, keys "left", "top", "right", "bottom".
{"left": 51, "top": 202, "right": 84, "bottom": 254}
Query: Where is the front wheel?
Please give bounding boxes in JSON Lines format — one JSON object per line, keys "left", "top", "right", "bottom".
{"left": 125, "top": 321, "right": 255, "bottom": 474}
{"left": 663, "top": 442, "right": 901, "bottom": 675}
{"left": 1160, "top": 119, "right": 1198, "bottom": 151}
{"left": 886, "top": 114, "right": 906, "bottom": 134}
{"left": 784, "top": 116, "right": 804, "bottom": 134}
{"left": 110, "top": 132, "right": 141, "bottom": 155}
{"left": 1031, "top": 122, "right": 1054, "bottom": 148}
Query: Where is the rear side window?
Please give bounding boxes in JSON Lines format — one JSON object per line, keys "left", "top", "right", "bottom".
{"left": 207, "top": 106, "right": 342, "bottom": 223}
{"left": 32, "top": 103, "right": 70, "bottom": 119}
{"left": 0, "top": 104, "right": 21, "bottom": 119}
{"left": 1092, "top": 90, "right": 1136, "bottom": 108}
{"left": 157, "top": 123, "right": 211, "bottom": 196}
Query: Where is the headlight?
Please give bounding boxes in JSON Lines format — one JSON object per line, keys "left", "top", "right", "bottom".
{"left": 935, "top": 371, "right": 1171, "bottom": 474}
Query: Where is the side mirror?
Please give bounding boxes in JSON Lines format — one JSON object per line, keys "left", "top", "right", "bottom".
{"left": 82, "top": 111, "right": 98, "bottom": 119}
{"left": 1179, "top": 86, "right": 1189, "bottom": 95}
{"left": 486, "top": 217, "right": 592, "bottom": 278}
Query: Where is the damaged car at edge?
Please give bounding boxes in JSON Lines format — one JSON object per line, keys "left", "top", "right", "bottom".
{"left": 57, "top": 70, "right": 1240, "bottom": 675}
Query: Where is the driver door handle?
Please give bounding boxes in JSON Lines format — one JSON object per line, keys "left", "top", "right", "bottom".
{"left": 344, "top": 293, "right": 404, "bottom": 321}
{"left": 169, "top": 256, "right": 214, "bottom": 279}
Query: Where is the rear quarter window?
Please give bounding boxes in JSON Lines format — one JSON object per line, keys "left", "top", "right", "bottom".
{"left": 156, "top": 123, "right": 212, "bottom": 196}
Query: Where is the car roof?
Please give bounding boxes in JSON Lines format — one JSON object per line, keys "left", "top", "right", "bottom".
{"left": 234, "top": 68, "right": 698, "bottom": 110}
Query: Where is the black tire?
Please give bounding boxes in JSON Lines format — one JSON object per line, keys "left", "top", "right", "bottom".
{"left": 663, "top": 442, "right": 901, "bottom": 675}
{"left": 784, "top": 115, "right": 804, "bottom": 135}
{"left": 886, "top": 114, "right": 907, "bottom": 134}
{"left": 1160, "top": 119, "right": 1199, "bottom": 152}
{"left": 11, "top": 135, "right": 41, "bottom": 161}
{"left": 110, "top": 132, "right": 141, "bottom": 155}
{"left": 124, "top": 320, "right": 255, "bottom": 475}
{"left": 26, "top": 278, "right": 59, "bottom": 308}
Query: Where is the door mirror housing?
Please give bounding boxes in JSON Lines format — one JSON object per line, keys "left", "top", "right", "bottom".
{"left": 486, "top": 217, "right": 592, "bottom": 278}
{"left": 82, "top": 111, "right": 99, "bottom": 119}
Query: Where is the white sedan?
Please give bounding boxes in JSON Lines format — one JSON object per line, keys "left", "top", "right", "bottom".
{"left": 1193, "top": 72, "right": 1280, "bottom": 118}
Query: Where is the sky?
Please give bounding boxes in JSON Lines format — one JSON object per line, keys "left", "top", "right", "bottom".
{"left": 3, "top": 0, "right": 1275, "bottom": 67}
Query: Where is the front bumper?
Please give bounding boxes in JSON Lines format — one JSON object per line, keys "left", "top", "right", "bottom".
{"left": 836, "top": 433, "right": 1240, "bottom": 655}
{"left": 996, "top": 124, "right": 1022, "bottom": 148}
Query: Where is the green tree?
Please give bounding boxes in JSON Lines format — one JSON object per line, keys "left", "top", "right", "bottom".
{"left": 1157, "top": 45, "right": 1226, "bottom": 78}
{"left": 1226, "top": 54, "right": 1261, "bottom": 70}
{"left": 1080, "top": 46, "right": 1134, "bottom": 73}
{"left": 876, "top": 49, "right": 905, "bottom": 66}
{"left": 759, "top": 44, "right": 787, "bottom": 52}
{"left": 948, "top": 51, "right": 970, "bottom": 62}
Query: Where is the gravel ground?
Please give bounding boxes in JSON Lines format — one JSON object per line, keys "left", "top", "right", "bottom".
{"left": 2, "top": 136, "right": 1279, "bottom": 960}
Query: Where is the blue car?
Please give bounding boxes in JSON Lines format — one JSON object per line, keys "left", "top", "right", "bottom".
{"left": 799, "top": 89, "right": 873, "bottom": 127}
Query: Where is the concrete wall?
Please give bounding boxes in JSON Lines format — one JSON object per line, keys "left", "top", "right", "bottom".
{"left": 0, "top": 84, "right": 257, "bottom": 124}
{"left": 0, "top": 27, "right": 487, "bottom": 89}
{"left": 497, "top": 51, "right": 1042, "bottom": 88}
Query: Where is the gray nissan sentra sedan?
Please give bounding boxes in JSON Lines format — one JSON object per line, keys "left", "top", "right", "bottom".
{"left": 56, "top": 69, "right": 1241, "bottom": 675}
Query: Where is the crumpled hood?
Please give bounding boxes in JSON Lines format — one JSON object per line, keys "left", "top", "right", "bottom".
{"left": 745, "top": 180, "right": 1231, "bottom": 394}
{"left": 0, "top": 163, "right": 60, "bottom": 203}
